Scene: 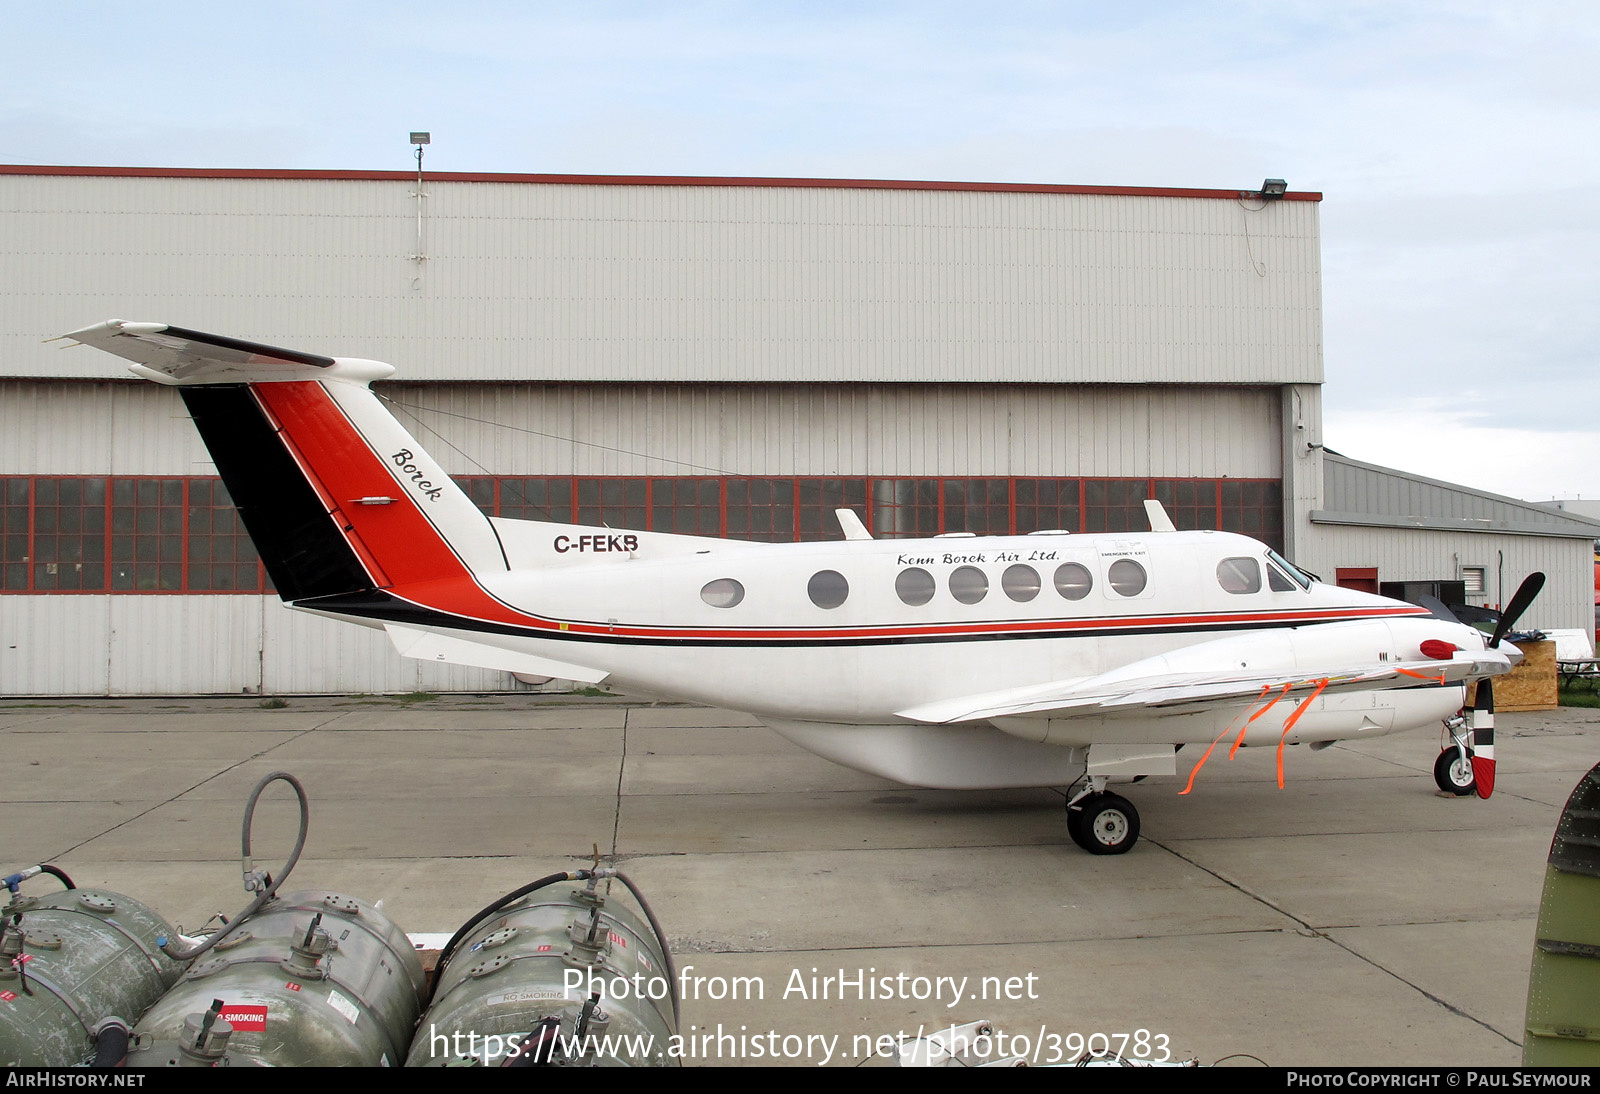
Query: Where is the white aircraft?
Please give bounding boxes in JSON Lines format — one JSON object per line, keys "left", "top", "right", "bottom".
{"left": 65, "top": 321, "right": 1542, "bottom": 854}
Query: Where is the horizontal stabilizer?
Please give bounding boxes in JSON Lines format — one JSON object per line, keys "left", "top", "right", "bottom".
{"left": 63, "top": 321, "right": 393, "bottom": 385}
{"left": 385, "top": 625, "right": 610, "bottom": 684}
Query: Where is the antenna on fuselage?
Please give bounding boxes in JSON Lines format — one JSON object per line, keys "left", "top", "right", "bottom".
{"left": 836, "top": 509, "right": 873, "bottom": 541}
{"left": 1143, "top": 499, "right": 1177, "bottom": 533}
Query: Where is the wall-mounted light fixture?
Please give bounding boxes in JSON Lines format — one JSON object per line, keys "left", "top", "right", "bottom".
{"left": 408, "top": 132, "right": 431, "bottom": 265}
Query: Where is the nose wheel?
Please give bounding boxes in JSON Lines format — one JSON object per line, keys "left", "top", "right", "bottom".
{"left": 1433, "top": 746, "right": 1476, "bottom": 796}
{"left": 1066, "top": 791, "right": 1141, "bottom": 854}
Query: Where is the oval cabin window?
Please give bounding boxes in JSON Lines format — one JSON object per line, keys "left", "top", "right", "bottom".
{"left": 1054, "top": 562, "right": 1093, "bottom": 601}
{"left": 1108, "top": 559, "right": 1147, "bottom": 597}
{"left": 808, "top": 570, "right": 850, "bottom": 609}
{"left": 896, "top": 567, "right": 936, "bottom": 606}
{"left": 700, "top": 578, "right": 745, "bottom": 608}
{"left": 1002, "top": 564, "right": 1041, "bottom": 602}
{"left": 950, "top": 566, "right": 988, "bottom": 605}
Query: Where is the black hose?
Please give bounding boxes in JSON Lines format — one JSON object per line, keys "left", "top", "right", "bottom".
{"left": 610, "top": 870, "right": 679, "bottom": 1028}
{"left": 38, "top": 865, "right": 74, "bottom": 891}
{"left": 159, "top": 771, "right": 309, "bottom": 961}
{"left": 428, "top": 868, "right": 681, "bottom": 1030}
{"left": 428, "top": 872, "right": 575, "bottom": 1002}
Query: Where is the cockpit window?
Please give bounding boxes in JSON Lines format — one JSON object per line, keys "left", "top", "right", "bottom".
{"left": 1265, "top": 548, "right": 1312, "bottom": 591}
{"left": 1217, "top": 557, "right": 1261, "bottom": 594}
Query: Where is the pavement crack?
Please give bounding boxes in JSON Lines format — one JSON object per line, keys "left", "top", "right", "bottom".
{"left": 1150, "top": 836, "right": 1520, "bottom": 1049}
{"left": 612, "top": 707, "right": 628, "bottom": 858}
{"left": 48, "top": 714, "right": 346, "bottom": 860}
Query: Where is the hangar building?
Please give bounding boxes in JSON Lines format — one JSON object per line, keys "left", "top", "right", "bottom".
{"left": 2, "top": 165, "right": 1594, "bottom": 694}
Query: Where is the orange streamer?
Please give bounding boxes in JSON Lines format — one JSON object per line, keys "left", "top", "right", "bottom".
{"left": 1231, "top": 682, "right": 1293, "bottom": 759}
{"left": 1178, "top": 689, "right": 1266, "bottom": 796}
{"left": 1395, "top": 667, "right": 1447, "bottom": 684}
{"left": 1275, "top": 678, "right": 1330, "bottom": 788}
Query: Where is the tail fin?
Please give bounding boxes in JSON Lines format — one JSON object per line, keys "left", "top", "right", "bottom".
{"left": 65, "top": 322, "right": 507, "bottom": 605}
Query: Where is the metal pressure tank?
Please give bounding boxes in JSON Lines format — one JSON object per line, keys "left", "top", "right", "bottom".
{"left": 411, "top": 877, "right": 676, "bottom": 1067}
{"left": 128, "top": 890, "right": 427, "bottom": 1067}
{"left": 0, "top": 884, "right": 188, "bottom": 1066}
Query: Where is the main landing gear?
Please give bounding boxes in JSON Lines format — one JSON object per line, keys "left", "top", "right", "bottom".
{"left": 1065, "top": 777, "right": 1141, "bottom": 855}
{"left": 1434, "top": 714, "right": 1475, "bottom": 796}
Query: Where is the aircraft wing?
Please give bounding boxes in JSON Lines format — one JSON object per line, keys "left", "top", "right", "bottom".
{"left": 895, "top": 648, "right": 1510, "bottom": 725}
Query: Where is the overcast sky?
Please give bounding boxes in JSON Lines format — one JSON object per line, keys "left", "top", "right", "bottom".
{"left": 7, "top": 2, "right": 1597, "bottom": 502}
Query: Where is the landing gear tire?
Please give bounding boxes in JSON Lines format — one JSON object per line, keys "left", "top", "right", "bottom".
{"left": 1434, "top": 748, "right": 1476, "bottom": 796}
{"left": 1067, "top": 792, "right": 1141, "bottom": 855}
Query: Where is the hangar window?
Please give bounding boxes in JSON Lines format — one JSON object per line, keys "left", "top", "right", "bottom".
{"left": 1108, "top": 559, "right": 1147, "bottom": 597}
{"left": 896, "top": 567, "right": 936, "bottom": 606}
{"left": 1002, "top": 564, "right": 1041, "bottom": 602}
{"left": 808, "top": 570, "right": 849, "bottom": 609}
{"left": 1053, "top": 563, "right": 1093, "bottom": 600}
{"left": 700, "top": 578, "right": 744, "bottom": 608}
{"left": 1217, "top": 557, "right": 1261, "bottom": 594}
{"left": 950, "top": 566, "right": 988, "bottom": 605}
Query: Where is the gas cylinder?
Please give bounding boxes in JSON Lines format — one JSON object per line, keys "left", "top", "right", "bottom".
{"left": 0, "top": 882, "right": 188, "bottom": 1066}
{"left": 128, "top": 890, "right": 426, "bottom": 1067}
{"left": 410, "top": 875, "right": 675, "bottom": 1067}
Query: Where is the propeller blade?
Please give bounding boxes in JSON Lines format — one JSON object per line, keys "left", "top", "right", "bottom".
{"left": 1471, "top": 679, "right": 1495, "bottom": 799}
{"left": 1490, "top": 572, "right": 1546, "bottom": 649}
{"left": 1416, "top": 594, "right": 1459, "bottom": 623}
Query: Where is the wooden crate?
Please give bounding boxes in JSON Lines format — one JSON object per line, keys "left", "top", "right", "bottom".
{"left": 1468, "top": 639, "right": 1557, "bottom": 712}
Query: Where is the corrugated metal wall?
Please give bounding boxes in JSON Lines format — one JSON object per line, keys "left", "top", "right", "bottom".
{"left": 1297, "top": 524, "right": 1592, "bottom": 637}
{"left": 383, "top": 381, "right": 1284, "bottom": 479}
{"left": 0, "top": 596, "right": 514, "bottom": 697}
{"left": 1322, "top": 453, "right": 1594, "bottom": 533}
{"left": 3, "top": 174, "right": 1322, "bottom": 386}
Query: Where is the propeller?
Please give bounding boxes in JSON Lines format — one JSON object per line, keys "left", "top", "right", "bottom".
{"left": 1469, "top": 572, "right": 1546, "bottom": 799}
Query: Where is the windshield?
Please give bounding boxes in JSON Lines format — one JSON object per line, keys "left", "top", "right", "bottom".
{"left": 1265, "top": 548, "right": 1314, "bottom": 591}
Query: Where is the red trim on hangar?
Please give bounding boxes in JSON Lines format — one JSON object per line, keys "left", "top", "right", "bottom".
{"left": 0, "top": 164, "right": 1322, "bottom": 201}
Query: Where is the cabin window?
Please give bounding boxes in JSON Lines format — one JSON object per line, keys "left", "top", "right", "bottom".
{"left": 808, "top": 569, "right": 850, "bottom": 609}
{"left": 949, "top": 566, "right": 988, "bottom": 604}
{"left": 1002, "top": 564, "right": 1041, "bottom": 602}
{"left": 700, "top": 578, "right": 744, "bottom": 608}
{"left": 896, "top": 567, "right": 936, "bottom": 606}
{"left": 1108, "top": 559, "right": 1147, "bottom": 597}
{"left": 1054, "top": 562, "right": 1093, "bottom": 600}
{"left": 1217, "top": 557, "right": 1261, "bottom": 594}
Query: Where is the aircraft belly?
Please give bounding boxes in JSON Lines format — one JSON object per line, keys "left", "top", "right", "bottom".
{"left": 761, "top": 718, "right": 1087, "bottom": 790}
